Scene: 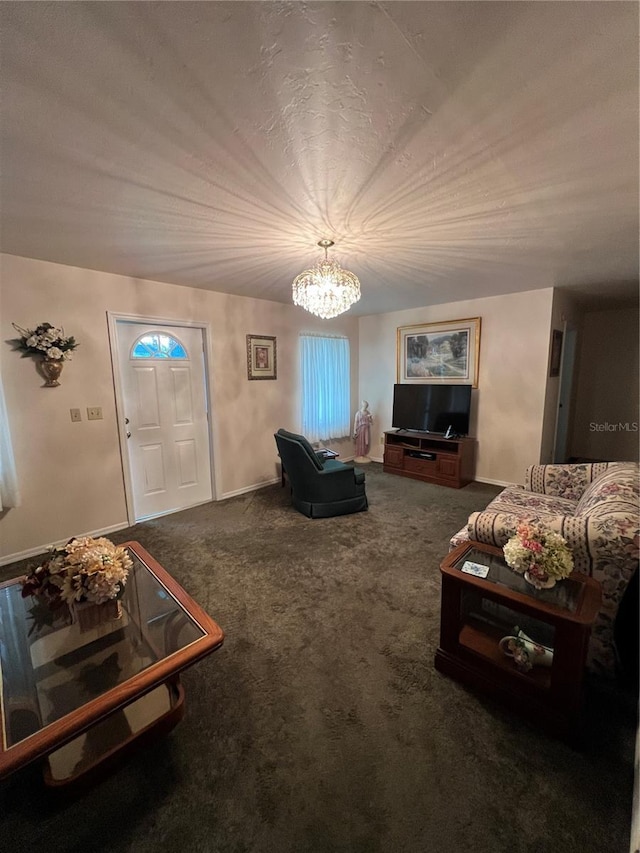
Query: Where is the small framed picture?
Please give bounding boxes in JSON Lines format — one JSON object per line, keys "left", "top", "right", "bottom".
{"left": 549, "top": 329, "right": 563, "bottom": 377}
{"left": 247, "top": 335, "right": 277, "bottom": 380}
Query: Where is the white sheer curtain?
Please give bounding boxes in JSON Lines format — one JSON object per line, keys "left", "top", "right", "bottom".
{"left": 300, "top": 334, "right": 351, "bottom": 443}
{"left": 0, "top": 372, "right": 20, "bottom": 509}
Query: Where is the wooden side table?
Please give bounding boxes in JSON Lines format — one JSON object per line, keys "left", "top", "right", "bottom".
{"left": 435, "top": 541, "right": 601, "bottom": 737}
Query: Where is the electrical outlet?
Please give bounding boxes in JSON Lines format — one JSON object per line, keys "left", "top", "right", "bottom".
{"left": 380, "top": 434, "right": 384, "bottom": 444}
{"left": 70, "top": 408, "right": 82, "bottom": 423}
{"left": 87, "top": 407, "right": 103, "bottom": 421}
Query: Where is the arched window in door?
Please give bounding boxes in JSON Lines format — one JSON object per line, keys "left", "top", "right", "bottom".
{"left": 131, "top": 332, "right": 188, "bottom": 359}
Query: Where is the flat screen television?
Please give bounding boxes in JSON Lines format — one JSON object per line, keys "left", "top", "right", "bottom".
{"left": 392, "top": 383, "right": 472, "bottom": 435}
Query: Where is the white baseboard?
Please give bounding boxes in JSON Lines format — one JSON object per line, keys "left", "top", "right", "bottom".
{"left": 475, "top": 477, "right": 517, "bottom": 488}
{"left": 0, "top": 521, "right": 131, "bottom": 567}
{"left": 221, "top": 477, "right": 281, "bottom": 500}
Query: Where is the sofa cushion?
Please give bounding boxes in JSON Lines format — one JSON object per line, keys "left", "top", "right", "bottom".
{"left": 575, "top": 462, "right": 639, "bottom": 516}
{"left": 484, "top": 485, "right": 578, "bottom": 517}
{"left": 525, "top": 462, "right": 612, "bottom": 501}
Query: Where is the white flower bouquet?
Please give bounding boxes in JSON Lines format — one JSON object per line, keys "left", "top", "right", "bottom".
{"left": 12, "top": 321, "right": 78, "bottom": 361}
{"left": 503, "top": 522, "right": 574, "bottom": 589}
{"left": 21, "top": 537, "right": 132, "bottom": 607}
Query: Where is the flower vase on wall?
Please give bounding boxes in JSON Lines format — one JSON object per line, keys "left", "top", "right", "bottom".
{"left": 40, "top": 358, "right": 64, "bottom": 387}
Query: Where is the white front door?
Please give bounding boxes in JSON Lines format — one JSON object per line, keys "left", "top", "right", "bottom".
{"left": 115, "top": 321, "right": 212, "bottom": 520}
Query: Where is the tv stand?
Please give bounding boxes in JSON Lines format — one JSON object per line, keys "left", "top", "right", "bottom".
{"left": 383, "top": 431, "right": 476, "bottom": 488}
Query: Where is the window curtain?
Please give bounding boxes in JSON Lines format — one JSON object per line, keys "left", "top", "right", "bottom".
{"left": 0, "top": 372, "right": 20, "bottom": 510}
{"left": 300, "top": 334, "right": 350, "bottom": 443}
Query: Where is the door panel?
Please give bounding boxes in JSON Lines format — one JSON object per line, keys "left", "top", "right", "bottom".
{"left": 141, "top": 444, "right": 166, "bottom": 493}
{"left": 116, "top": 322, "right": 212, "bottom": 520}
{"left": 176, "top": 439, "right": 198, "bottom": 486}
{"left": 135, "top": 368, "right": 161, "bottom": 429}
{"left": 171, "top": 368, "right": 194, "bottom": 424}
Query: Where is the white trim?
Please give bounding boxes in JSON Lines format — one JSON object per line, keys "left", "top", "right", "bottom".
{"left": 220, "top": 478, "right": 281, "bottom": 499}
{"left": 0, "top": 522, "right": 130, "bottom": 567}
{"left": 107, "top": 312, "right": 220, "bottom": 524}
{"left": 134, "top": 498, "right": 215, "bottom": 523}
{"left": 474, "top": 476, "right": 515, "bottom": 488}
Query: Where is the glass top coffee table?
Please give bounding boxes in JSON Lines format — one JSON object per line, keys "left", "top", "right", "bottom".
{"left": 0, "top": 541, "right": 224, "bottom": 785}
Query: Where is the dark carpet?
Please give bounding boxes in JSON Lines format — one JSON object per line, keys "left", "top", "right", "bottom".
{"left": 0, "top": 464, "right": 636, "bottom": 853}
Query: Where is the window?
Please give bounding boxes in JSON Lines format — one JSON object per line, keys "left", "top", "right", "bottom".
{"left": 300, "top": 335, "right": 350, "bottom": 442}
{"left": 131, "top": 333, "right": 188, "bottom": 359}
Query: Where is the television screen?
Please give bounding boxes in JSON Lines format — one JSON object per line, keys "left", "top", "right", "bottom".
{"left": 392, "top": 384, "right": 472, "bottom": 435}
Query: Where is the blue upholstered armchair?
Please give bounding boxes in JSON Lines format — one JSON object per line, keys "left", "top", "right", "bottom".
{"left": 274, "top": 429, "right": 368, "bottom": 519}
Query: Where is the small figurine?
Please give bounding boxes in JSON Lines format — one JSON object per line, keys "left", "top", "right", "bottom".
{"left": 353, "top": 400, "right": 374, "bottom": 463}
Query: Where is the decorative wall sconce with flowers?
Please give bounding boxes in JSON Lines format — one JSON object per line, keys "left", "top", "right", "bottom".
{"left": 11, "top": 322, "right": 78, "bottom": 386}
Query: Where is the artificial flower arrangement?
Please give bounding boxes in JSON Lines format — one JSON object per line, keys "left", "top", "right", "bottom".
{"left": 21, "top": 536, "right": 132, "bottom": 609}
{"left": 503, "top": 522, "right": 574, "bottom": 589}
{"left": 12, "top": 321, "right": 78, "bottom": 361}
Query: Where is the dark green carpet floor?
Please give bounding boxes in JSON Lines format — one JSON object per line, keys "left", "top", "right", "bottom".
{"left": 0, "top": 464, "right": 636, "bottom": 852}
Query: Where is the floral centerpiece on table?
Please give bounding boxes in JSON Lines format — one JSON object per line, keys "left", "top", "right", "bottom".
{"left": 12, "top": 322, "right": 78, "bottom": 361}
{"left": 21, "top": 537, "right": 132, "bottom": 609}
{"left": 503, "top": 522, "right": 574, "bottom": 589}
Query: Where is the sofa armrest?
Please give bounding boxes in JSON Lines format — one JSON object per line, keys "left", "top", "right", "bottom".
{"left": 525, "top": 463, "right": 611, "bottom": 501}
{"left": 467, "top": 510, "right": 568, "bottom": 548}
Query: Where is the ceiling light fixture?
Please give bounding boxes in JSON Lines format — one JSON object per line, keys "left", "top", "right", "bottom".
{"left": 292, "top": 239, "right": 361, "bottom": 319}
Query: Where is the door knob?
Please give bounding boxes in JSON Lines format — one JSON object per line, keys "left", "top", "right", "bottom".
{"left": 126, "top": 431, "right": 131, "bottom": 439}
{"left": 125, "top": 417, "right": 130, "bottom": 424}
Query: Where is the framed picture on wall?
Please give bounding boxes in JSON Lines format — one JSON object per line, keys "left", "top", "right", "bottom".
{"left": 247, "top": 335, "right": 277, "bottom": 380}
{"left": 397, "top": 317, "right": 481, "bottom": 387}
{"left": 549, "top": 329, "right": 563, "bottom": 377}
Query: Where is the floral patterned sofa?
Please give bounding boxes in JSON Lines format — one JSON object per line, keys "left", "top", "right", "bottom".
{"left": 450, "top": 462, "right": 639, "bottom": 677}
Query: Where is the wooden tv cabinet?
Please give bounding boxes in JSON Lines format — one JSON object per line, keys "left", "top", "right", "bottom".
{"left": 383, "top": 431, "right": 476, "bottom": 488}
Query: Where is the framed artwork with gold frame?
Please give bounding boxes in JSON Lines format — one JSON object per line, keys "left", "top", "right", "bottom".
{"left": 247, "top": 335, "right": 277, "bottom": 380}
{"left": 397, "top": 318, "right": 481, "bottom": 387}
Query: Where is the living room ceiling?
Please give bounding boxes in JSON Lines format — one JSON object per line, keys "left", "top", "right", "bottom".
{"left": 1, "top": 2, "right": 638, "bottom": 316}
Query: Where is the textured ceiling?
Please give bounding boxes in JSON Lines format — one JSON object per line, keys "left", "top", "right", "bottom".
{"left": 1, "top": 1, "right": 638, "bottom": 315}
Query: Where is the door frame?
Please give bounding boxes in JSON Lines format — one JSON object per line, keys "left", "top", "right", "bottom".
{"left": 552, "top": 323, "right": 577, "bottom": 463}
{"left": 107, "top": 312, "right": 219, "bottom": 525}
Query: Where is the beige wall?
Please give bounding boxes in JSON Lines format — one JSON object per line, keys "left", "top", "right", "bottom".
{"left": 358, "top": 289, "right": 554, "bottom": 485}
{"left": 0, "top": 253, "right": 359, "bottom": 561}
{"left": 570, "top": 307, "right": 640, "bottom": 461}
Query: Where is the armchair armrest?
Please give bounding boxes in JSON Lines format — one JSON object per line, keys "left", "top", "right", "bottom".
{"left": 525, "top": 463, "right": 610, "bottom": 501}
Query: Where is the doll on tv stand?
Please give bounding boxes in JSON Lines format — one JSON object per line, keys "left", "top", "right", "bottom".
{"left": 353, "top": 400, "right": 374, "bottom": 464}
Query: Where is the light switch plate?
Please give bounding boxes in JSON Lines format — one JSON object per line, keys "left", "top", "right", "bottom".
{"left": 70, "top": 408, "right": 82, "bottom": 422}
{"left": 87, "top": 407, "right": 103, "bottom": 420}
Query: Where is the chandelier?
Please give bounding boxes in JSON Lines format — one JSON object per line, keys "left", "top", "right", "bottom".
{"left": 292, "top": 239, "right": 361, "bottom": 319}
